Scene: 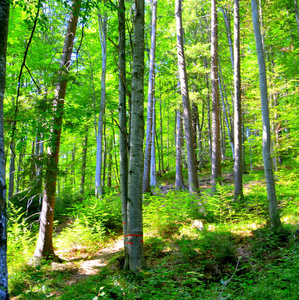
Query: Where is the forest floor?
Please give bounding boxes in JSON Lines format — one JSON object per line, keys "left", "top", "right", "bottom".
{"left": 9, "top": 165, "right": 299, "bottom": 299}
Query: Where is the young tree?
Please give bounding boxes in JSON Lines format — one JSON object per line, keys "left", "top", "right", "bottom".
{"left": 0, "top": 0, "right": 10, "bottom": 297}
{"left": 143, "top": 0, "right": 158, "bottom": 193}
{"left": 175, "top": 109, "right": 185, "bottom": 190}
{"left": 251, "top": 0, "right": 282, "bottom": 228}
{"left": 211, "top": 0, "right": 221, "bottom": 193}
{"left": 95, "top": 2, "right": 108, "bottom": 197}
{"left": 233, "top": 0, "right": 243, "bottom": 200}
{"left": 125, "top": 0, "right": 145, "bottom": 271}
{"left": 34, "top": 0, "right": 82, "bottom": 260}
{"left": 175, "top": 0, "right": 199, "bottom": 194}
{"left": 118, "top": 0, "right": 128, "bottom": 251}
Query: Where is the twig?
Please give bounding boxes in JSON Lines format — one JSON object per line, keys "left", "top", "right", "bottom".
{"left": 217, "top": 257, "right": 240, "bottom": 300}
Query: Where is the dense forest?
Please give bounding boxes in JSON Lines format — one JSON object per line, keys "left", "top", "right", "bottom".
{"left": 0, "top": 0, "right": 299, "bottom": 299}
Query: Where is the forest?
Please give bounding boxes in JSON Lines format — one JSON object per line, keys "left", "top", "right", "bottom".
{"left": 0, "top": 0, "right": 299, "bottom": 299}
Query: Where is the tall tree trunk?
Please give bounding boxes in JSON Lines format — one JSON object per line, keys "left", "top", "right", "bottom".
{"left": 125, "top": 0, "right": 145, "bottom": 271}
{"left": 251, "top": 0, "right": 281, "bottom": 228}
{"left": 0, "top": 0, "right": 10, "bottom": 297}
{"left": 34, "top": 0, "right": 82, "bottom": 260}
{"left": 118, "top": 0, "right": 129, "bottom": 261}
{"left": 150, "top": 96, "right": 157, "bottom": 187}
{"left": 95, "top": 8, "right": 108, "bottom": 197}
{"left": 175, "top": 0, "right": 199, "bottom": 194}
{"left": 211, "top": 0, "right": 221, "bottom": 193}
{"left": 80, "top": 127, "right": 88, "bottom": 194}
{"left": 234, "top": 0, "right": 243, "bottom": 201}
{"left": 175, "top": 109, "right": 185, "bottom": 190}
{"left": 143, "top": 0, "right": 157, "bottom": 193}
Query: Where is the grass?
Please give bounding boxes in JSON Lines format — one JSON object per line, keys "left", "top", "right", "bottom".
{"left": 8, "top": 163, "right": 299, "bottom": 299}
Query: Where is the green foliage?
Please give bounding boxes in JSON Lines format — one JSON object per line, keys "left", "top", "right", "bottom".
{"left": 65, "top": 194, "right": 122, "bottom": 233}
{"left": 143, "top": 190, "right": 200, "bottom": 237}
{"left": 54, "top": 218, "right": 105, "bottom": 254}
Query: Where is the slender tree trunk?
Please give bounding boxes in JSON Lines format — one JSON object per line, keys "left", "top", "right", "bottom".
{"left": 221, "top": 8, "right": 234, "bottom": 71}
{"left": 8, "top": 142, "right": 15, "bottom": 199}
{"left": 251, "top": 0, "right": 281, "bottom": 228}
{"left": 175, "top": 0, "right": 199, "bottom": 194}
{"left": 218, "top": 62, "right": 234, "bottom": 159}
{"left": 211, "top": 0, "right": 221, "bottom": 193}
{"left": 159, "top": 96, "right": 164, "bottom": 173}
{"left": 125, "top": 0, "right": 145, "bottom": 271}
{"left": 143, "top": 0, "right": 157, "bottom": 193}
{"left": 95, "top": 9, "right": 108, "bottom": 197}
{"left": 175, "top": 109, "right": 185, "bottom": 190}
{"left": 150, "top": 96, "right": 157, "bottom": 187}
{"left": 234, "top": 0, "right": 243, "bottom": 201}
{"left": 118, "top": 0, "right": 129, "bottom": 262}
{"left": 80, "top": 127, "right": 88, "bottom": 194}
{"left": 0, "top": 0, "right": 10, "bottom": 297}
{"left": 34, "top": 0, "right": 82, "bottom": 260}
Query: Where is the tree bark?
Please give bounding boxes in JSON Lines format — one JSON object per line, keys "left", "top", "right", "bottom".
{"left": 211, "top": 0, "right": 221, "bottom": 193}
{"left": 34, "top": 0, "right": 82, "bottom": 260}
{"left": 175, "top": 109, "right": 185, "bottom": 190}
{"left": 118, "top": 0, "right": 129, "bottom": 262}
{"left": 125, "top": 0, "right": 145, "bottom": 271}
{"left": 95, "top": 8, "right": 108, "bottom": 197}
{"left": 143, "top": 0, "right": 157, "bottom": 193}
{"left": 0, "top": 0, "right": 10, "bottom": 297}
{"left": 234, "top": 0, "right": 243, "bottom": 201}
{"left": 251, "top": 0, "right": 281, "bottom": 228}
{"left": 175, "top": 0, "right": 199, "bottom": 194}
{"left": 80, "top": 127, "right": 88, "bottom": 194}
{"left": 150, "top": 95, "right": 157, "bottom": 187}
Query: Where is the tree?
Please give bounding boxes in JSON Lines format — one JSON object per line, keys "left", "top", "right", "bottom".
{"left": 143, "top": 0, "right": 158, "bottom": 193}
{"left": 0, "top": 0, "right": 10, "bottom": 298}
{"left": 251, "top": 0, "right": 282, "bottom": 228}
{"left": 118, "top": 0, "right": 128, "bottom": 253}
{"left": 211, "top": 0, "right": 221, "bottom": 193}
{"left": 95, "top": 2, "right": 108, "bottom": 197}
{"left": 125, "top": 0, "right": 145, "bottom": 271}
{"left": 233, "top": 0, "right": 243, "bottom": 200}
{"left": 175, "top": 0, "right": 199, "bottom": 194}
{"left": 175, "top": 109, "right": 185, "bottom": 190}
{"left": 34, "top": 0, "right": 82, "bottom": 260}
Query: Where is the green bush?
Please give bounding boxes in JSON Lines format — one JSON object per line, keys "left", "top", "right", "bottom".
{"left": 65, "top": 194, "right": 123, "bottom": 233}
{"left": 143, "top": 190, "right": 200, "bottom": 237}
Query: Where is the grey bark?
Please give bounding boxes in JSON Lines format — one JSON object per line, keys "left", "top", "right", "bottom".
{"left": 34, "top": 0, "right": 82, "bottom": 260}
{"left": 150, "top": 96, "right": 157, "bottom": 187}
{"left": 0, "top": 0, "right": 10, "bottom": 297}
{"left": 175, "top": 109, "right": 185, "bottom": 190}
{"left": 126, "top": 0, "right": 145, "bottom": 271}
{"left": 233, "top": 0, "right": 243, "bottom": 201}
{"left": 211, "top": 0, "right": 221, "bottom": 193}
{"left": 143, "top": 0, "right": 157, "bottom": 193}
{"left": 118, "top": 0, "right": 129, "bottom": 260}
{"left": 80, "top": 127, "right": 88, "bottom": 194}
{"left": 251, "top": 0, "right": 282, "bottom": 228}
{"left": 8, "top": 142, "right": 15, "bottom": 199}
{"left": 95, "top": 9, "right": 108, "bottom": 197}
{"left": 175, "top": 0, "right": 199, "bottom": 194}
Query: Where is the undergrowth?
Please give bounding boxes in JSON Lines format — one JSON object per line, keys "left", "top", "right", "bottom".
{"left": 7, "top": 165, "right": 299, "bottom": 299}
